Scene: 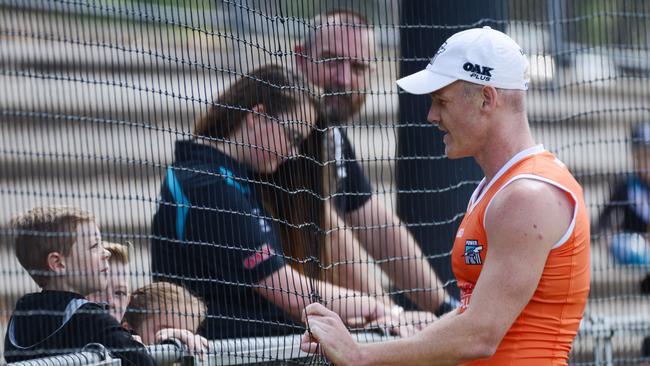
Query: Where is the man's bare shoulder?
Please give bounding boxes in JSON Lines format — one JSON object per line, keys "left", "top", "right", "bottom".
{"left": 485, "top": 178, "right": 574, "bottom": 250}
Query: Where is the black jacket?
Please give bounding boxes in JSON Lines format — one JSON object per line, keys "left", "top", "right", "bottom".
{"left": 151, "top": 140, "right": 296, "bottom": 339}
{"left": 597, "top": 175, "right": 650, "bottom": 233}
{"left": 4, "top": 291, "right": 155, "bottom": 365}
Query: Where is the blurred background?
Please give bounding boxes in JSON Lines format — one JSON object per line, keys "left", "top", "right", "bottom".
{"left": 1, "top": 0, "right": 649, "bottom": 364}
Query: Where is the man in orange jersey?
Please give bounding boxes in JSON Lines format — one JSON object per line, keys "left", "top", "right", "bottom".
{"left": 300, "top": 26, "right": 590, "bottom": 366}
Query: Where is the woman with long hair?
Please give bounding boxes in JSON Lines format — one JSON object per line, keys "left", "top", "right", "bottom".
{"left": 150, "top": 65, "right": 387, "bottom": 339}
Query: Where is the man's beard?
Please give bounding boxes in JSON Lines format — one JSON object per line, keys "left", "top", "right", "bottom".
{"left": 320, "top": 92, "right": 365, "bottom": 126}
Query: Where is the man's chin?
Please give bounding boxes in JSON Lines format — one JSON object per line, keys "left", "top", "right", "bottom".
{"left": 322, "top": 108, "right": 352, "bottom": 125}
{"left": 445, "top": 150, "right": 472, "bottom": 160}
{"left": 444, "top": 147, "right": 464, "bottom": 160}
{"left": 321, "top": 98, "right": 361, "bottom": 125}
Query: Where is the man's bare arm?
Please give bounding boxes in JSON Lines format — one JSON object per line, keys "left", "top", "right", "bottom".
{"left": 303, "top": 179, "right": 574, "bottom": 365}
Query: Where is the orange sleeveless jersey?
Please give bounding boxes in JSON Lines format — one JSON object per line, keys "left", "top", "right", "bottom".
{"left": 452, "top": 146, "right": 590, "bottom": 366}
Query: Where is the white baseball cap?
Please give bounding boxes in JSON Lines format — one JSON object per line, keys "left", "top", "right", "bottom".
{"left": 396, "top": 26, "right": 530, "bottom": 95}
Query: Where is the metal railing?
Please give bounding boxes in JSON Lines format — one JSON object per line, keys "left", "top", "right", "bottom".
{"left": 7, "top": 317, "right": 650, "bottom": 366}
{"left": 6, "top": 332, "right": 396, "bottom": 366}
{"left": 578, "top": 313, "right": 650, "bottom": 366}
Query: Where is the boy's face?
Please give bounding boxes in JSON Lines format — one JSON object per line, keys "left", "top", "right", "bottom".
{"left": 62, "top": 221, "right": 110, "bottom": 295}
{"left": 87, "top": 261, "right": 130, "bottom": 322}
{"left": 135, "top": 309, "right": 202, "bottom": 345}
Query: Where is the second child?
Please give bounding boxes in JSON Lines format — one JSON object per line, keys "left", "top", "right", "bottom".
{"left": 123, "top": 282, "right": 210, "bottom": 357}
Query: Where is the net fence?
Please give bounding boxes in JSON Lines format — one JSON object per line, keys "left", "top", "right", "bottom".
{"left": 0, "top": 0, "right": 649, "bottom": 365}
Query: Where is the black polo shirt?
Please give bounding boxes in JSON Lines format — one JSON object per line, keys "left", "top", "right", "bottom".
{"left": 151, "top": 140, "right": 301, "bottom": 339}
{"left": 327, "top": 127, "right": 373, "bottom": 213}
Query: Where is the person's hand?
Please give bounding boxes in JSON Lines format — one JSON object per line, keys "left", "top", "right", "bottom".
{"left": 155, "top": 328, "right": 211, "bottom": 361}
{"left": 301, "top": 303, "right": 363, "bottom": 366}
{"left": 365, "top": 315, "right": 416, "bottom": 337}
{"left": 332, "top": 295, "right": 387, "bottom": 327}
{"left": 367, "top": 311, "right": 436, "bottom": 337}
{"left": 131, "top": 334, "right": 144, "bottom": 344}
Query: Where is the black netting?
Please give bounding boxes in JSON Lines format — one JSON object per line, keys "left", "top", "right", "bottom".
{"left": 0, "top": 1, "right": 649, "bottom": 365}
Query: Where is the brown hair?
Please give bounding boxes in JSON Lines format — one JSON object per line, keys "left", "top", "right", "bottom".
{"left": 193, "top": 64, "right": 326, "bottom": 275}
{"left": 123, "top": 282, "right": 207, "bottom": 332}
{"left": 193, "top": 64, "right": 318, "bottom": 140}
{"left": 10, "top": 206, "right": 95, "bottom": 288}
{"left": 260, "top": 130, "right": 326, "bottom": 277}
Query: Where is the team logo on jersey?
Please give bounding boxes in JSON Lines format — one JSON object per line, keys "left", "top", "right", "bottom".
{"left": 456, "top": 228, "right": 465, "bottom": 238}
{"left": 463, "top": 240, "right": 483, "bottom": 265}
{"left": 258, "top": 218, "right": 271, "bottom": 233}
{"left": 243, "top": 244, "right": 275, "bottom": 270}
{"left": 332, "top": 128, "right": 348, "bottom": 179}
{"left": 252, "top": 208, "right": 272, "bottom": 233}
{"left": 219, "top": 166, "right": 250, "bottom": 194}
{"left": 458, "top": 282, "right": 474, "bottom": 312}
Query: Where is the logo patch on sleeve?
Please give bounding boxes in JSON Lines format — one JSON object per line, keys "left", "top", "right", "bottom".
{"left": 243, "top": 244, "right": 275, "bottom": 270}
{"left": 463, "top": 240, "right": 484, "bottom": 265}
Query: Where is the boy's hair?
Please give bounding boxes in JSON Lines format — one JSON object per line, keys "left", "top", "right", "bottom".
{"left": 104, "top": 242, "right": 131, "bottom": 265}
{"left": 9, "top": 206, "right": 95, "bottom": 288}
{"left": 124, "top": 282, "right": 207, "bottom": 332}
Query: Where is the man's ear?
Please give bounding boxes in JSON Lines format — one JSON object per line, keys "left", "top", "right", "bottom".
{"left": 480, "top": 86, "right": 498, "bottom": 112}
{"left": 46, "top": 252, "right": 65, "bottom": 272}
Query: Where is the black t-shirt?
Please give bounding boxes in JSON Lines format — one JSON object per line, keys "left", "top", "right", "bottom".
{"left": 151, "top": 140, "right": 301, "bottom": 339}
{"left": 326, "top": 127, "right": 373, "bottom": 213}
{"left": 598, "top": 175, "right": 650, "bottom": 233}
{"left": 598, "top": 175, "right": 650, "bottom": 297}
{"left": 4, "top": 291, "right": 154, "bottom": 365}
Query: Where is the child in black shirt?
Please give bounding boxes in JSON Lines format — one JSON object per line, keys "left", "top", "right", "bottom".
{"left": 4, "top": 206, "right": 155, "bottom": 365}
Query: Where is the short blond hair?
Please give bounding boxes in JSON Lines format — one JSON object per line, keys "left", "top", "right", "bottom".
{"left": 124, "top": 282, "right": 206, "bottom": 332}
{"left": 10, "top": 206, "right": 95, "bottom": 288}
{"left": 104, "top": 242, "right": 131, "bottom": 265}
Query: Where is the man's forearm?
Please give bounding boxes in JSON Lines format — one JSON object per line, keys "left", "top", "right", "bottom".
{"left": 346, "top": 197, "right": 446, "bottom": 312}
{"left": 355, "top": 311, "right": 491, "bottom": 366}
{"left": 325, "top": 202, "right": 389, "bottom": 299}
{"left": 369, "top": 223, "right": 446, "bottom": 312}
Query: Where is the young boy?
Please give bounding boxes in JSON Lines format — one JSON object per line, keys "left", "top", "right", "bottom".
{"left": 123, "top": 282, "right": 209, "bottom": 357}
{"left": 87, "top": 242, "right": 132, "bottom": 323}
{"left": 4, "top": 206, "right": 155, "bottom": 365}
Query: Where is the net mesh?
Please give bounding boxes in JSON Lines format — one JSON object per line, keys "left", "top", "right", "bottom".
{"left": 0, "top": 0, "right": 649, "bottom": 365}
